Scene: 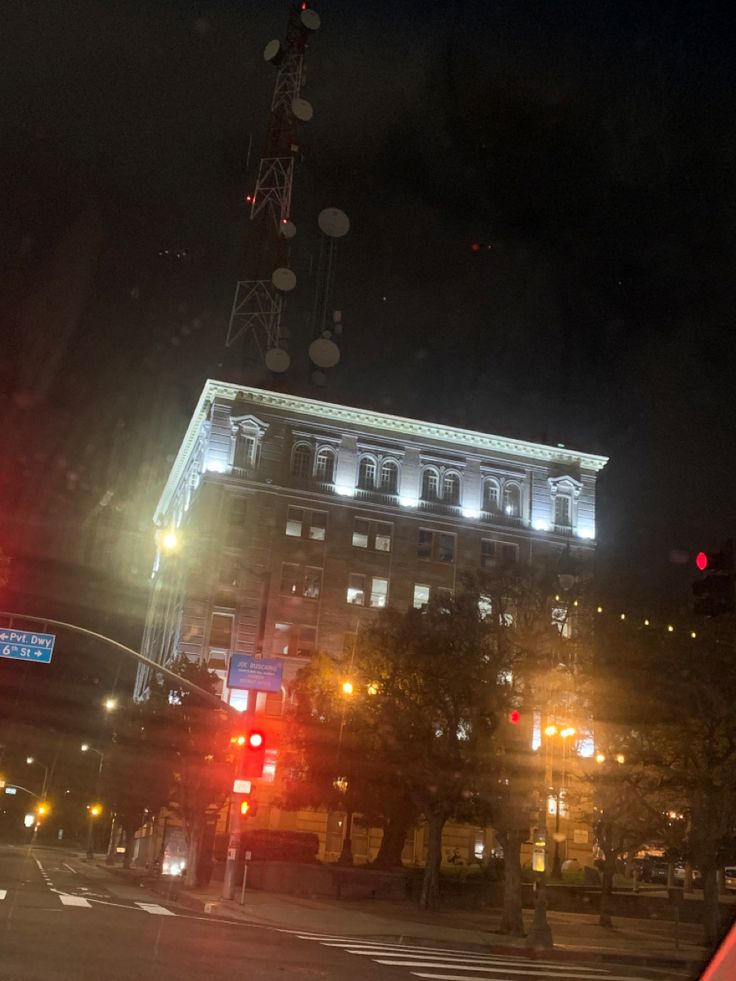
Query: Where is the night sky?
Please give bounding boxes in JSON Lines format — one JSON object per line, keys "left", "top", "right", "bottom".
{"left": 2, "top": 0, "right": 735, "bottom": 610}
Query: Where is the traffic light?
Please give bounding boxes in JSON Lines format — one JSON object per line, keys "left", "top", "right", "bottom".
{"left": 241, "top": 730, "right": 266, "bottom": 778}
{"left": 508, "top": 709, "right": 521, "bottom": 725}
{"left": 692, "top": 542, "right": 735, "bottom": 616}
{"left": 240, "top": 798, "right": 258, "bottom": 818}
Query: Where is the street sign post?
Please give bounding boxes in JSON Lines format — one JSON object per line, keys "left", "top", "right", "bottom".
{"left": 0, "top": 629, "right": 55, "bottom": 664}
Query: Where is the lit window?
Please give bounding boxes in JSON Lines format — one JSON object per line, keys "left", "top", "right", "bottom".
{"left": 236, "top": 430, "right": 258, "bottom": 469}
{"left": 352, "top": 517, "right": 370, "bottom": 548}
{"left": 554, "top": 494, "right": 572, "bottom": 528}
{"left": 375, "top": 522, "right": 392, "bottom": 552}
{"left": 303, "top": 567, "right": 322, "bottom": 599}
{"left": 347, "top": 574, "right": 365, "bottom": 605}
{"left": 484, "top": 480, "right": 500, "bottom": 511}
{"left": 503, "top": 483, "right": 521, "bottom": 517}
{"left": 291, "top": 444, "right": 312, "bottom": 479}
{"left": 285, "top": 506, "right": 303, "bottom": 537}
{"left": 380, "top": 461, "right": 399, "bottom": 494}
{"left": 309, "top": 510, "right": 327, "bottom": 541}
{"left": 421, "top": 469, "right": 439, "bottom": 501}
{"left": 418, "top": 529, "right": 433, "bottom": 559}
{"left": 413, "top": 584, "right": 430, "bottom": 609}
{"left": 264, "top": 689, "right": 284, "bottom": 717}
{"left": 209, "top": 613, "right": 233, "bottom": 649}
{"left": 480, "top": 539, "right": 496, "bottom": 569}
{"left": 370, "top": 577, "right": 389, "bottom": 608}
{"left": 315, "top": 448, "right": 335, "bottom": 482}
{"left": 437, "top": 533, "right": 455, "bottom": 563}
{"left": 280, "top": 563, "right": 300, "bottom": 595}
{"left": 444, "top": 472, "right": 460, "bottom": 505}
{"left": 478, "top": 596, "right": 492, "bottom": 619}
{"left": 552, "top": 607, "right": 571, "bottom": 638}
{"left": 358, "top": 457, "right": 376, "bottom": 489}
{"left": 229, "top": 690, "right": 248, "bottom": 712}
{"left": 272, "top": 622, "right": 291, "bottom": 656}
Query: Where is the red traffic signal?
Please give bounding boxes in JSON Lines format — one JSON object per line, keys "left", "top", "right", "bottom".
{"left": 696, "top": 551, "right": 708, "bottom": 572}
{"left": 508, "top": 709, "right": 521, "bottom": 725}
{"left": 240, "top": 730, "right": 266, "bottom": 778}
{"left": 248, "top": 731, "right": 264, "bottom": 749}
{"left": 240, "top": 798, "right": 258, "bottom": 817}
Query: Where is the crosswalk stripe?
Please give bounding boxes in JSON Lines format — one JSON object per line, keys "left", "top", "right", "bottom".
{"left": 0, "top": 889, "right": 7, "bottom": 900}
{"left": 318, "top": 944, "right": 612, "bottom": 972}
{"left": 135, "top": 902, "right": 175, "bottom": 916}
{"left": 59, "top": 895, "right": 92, "bottom": 907}
{"left": 410, "top": 972, "right": 648, "bottom": 981}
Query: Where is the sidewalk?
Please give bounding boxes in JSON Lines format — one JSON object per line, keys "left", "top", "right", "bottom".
{"left": 146, "top": 874, "right": 709, "bottom": 975}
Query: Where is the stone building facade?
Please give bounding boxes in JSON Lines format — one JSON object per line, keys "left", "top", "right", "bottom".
{"left": 135, "top": 380, "right": 608, "bottom": 862}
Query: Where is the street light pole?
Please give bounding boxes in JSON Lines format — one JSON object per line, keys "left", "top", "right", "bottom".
{"left": 81, "top": 745, "right": 105, "bottom": 859}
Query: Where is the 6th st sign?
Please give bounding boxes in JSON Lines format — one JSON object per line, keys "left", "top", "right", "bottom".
{"left": 0, "top": 629, "right": 55, "bottom": 664}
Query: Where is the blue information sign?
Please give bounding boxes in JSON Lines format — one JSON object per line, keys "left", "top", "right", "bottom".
{"left": 0, "top": 629, "right": 55, "bottom": 665}
{"left": 227, "top": 655, "right": 283, "bottom": 692}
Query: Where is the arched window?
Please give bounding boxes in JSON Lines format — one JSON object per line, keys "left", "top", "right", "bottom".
{"left": 358, "top": 456, "right": 376, "bottom": 489}
{"left": 421, "top": 468, "right": 439, "bottom": 501}
{"left": 315, "top": 448, "right": 335, "bottom": 483}
{"left": 380, "top": 460, "right": 399, "bottom": 494}
{"left": 444, "top": 471, "right": 461, "bottom": 505}
{"left": 235, "top": 427, "right": 259, "bottom": 469}
{"left": 503, "top": 483, "right": 521, "bottom": 517}
{"left": 483, "top": 479, "right": 500, "bottom": 511}
{"left": 291, "top": 443, "right": 312, "bottom": 479}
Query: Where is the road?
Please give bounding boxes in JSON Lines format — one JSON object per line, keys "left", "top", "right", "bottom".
{"left": 0, "top": 844, "right": 687, "bottom": 980}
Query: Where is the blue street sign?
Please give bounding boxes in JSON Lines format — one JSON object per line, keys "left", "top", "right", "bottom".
{"left": 0, "top": 629, "right": 55, "bottom": 665}
{"left": 227, "top": 654, "right": 283, "bottom": 692}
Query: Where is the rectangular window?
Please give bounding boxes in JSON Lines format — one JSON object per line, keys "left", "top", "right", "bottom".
{"left": 435, "top": 586, "right": 453, "bottom": 608}
{"left": 285, "top": 506, "right": 303, "bottom": 537}
{"left": 209, "top": 613, "right": 233, "bottom": 649}
{"left": 227, "top": 496, "right": 248, "bottom": 527}
{"left": 370, "top": 577, "right": 389, "bottom": 608}
{"left": 437, "top": 533, "right": 455, "bottom": 563}
{"left": 418, "top": 529, "right": 433, "bottom": 559}
{"left": 478, "top": 595, "right": 492, "bottom": 619}
{"left": 296, "top": 626, "right": 316, "bottom": 658}
{"left": 413, "top": 584, "right": 430, "bottom": 609}
{"left": 352, "top": 517, "right": 370, "bottom": 548}
{"left": 480, "top": 539, "right": 496, "bottom": 569}
{"left": 264, "top": 689, "right": 284, "bottom": 717}
{"left": 375, "top": 522, "right": 392, "bottom": 552}
{"left": 219, "top": 555, "right": 239, "bottom": 588}
{"left": 280, "top": 563, "right": 299, "bottom": 595}
{"left": 500, "top": 543, "right": 518, "bottom": 564}
{"left": 552, "top": 607, "right": 571, "bottom": 638}
{"left": 303, "top": 566, "right": 322, "bottom": 600}
{"left": 272, "top": 622, "right": 291, "bottom": 656}
{"left": 555, "top": 495, "right": 571, "bottom": 527}
{"left": 347, "top": 573, "right": 365, "bottom": 605}
{"left": 309, "top": 510, "right": 327, "bottom": 541}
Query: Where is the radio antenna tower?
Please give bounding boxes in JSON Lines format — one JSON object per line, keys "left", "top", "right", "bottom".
{"left": 225, "top": 2, "right": 321, "bottom": 374}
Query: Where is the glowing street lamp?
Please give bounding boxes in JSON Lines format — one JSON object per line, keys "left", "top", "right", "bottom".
{"left": 103, "top": 697, "right": 117, "bottom": 712}
{"left": 341, "top": 681, "right": 354, "bottom": 696}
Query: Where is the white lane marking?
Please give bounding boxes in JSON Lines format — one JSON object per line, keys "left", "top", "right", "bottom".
{"left": 34, "top": 859, "right": 44, "bottom": 871}
{"left": 135, "top": 902, "right": 175, "bottom": 916}
{"left": 0, "top": 889, "right": 7, "bottom": 900}
{"left": 63, "top": 863, "right": 77, "bottom": 874}
{"left": 59, "top": 894, "right": 92, "bottom": 907}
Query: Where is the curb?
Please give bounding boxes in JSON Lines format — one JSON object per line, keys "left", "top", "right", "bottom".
{"left": 488, "top": 943, "right": 704, "bottom": 971}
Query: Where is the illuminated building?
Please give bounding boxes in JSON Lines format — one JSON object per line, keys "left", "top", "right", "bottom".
{"left": 135, "top": 380, "right": 607, "bottom": 860}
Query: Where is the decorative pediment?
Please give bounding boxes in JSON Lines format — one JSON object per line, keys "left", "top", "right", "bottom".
{"left": 548, "top": 474, "right": 583, "bottom": 498}
{"left": 230, "top": 414, "right": 269, "bottom": 436}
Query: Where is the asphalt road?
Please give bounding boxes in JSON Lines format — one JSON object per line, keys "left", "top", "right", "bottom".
{"left": 0, "top": 844, "right": 684, "bottom": 981}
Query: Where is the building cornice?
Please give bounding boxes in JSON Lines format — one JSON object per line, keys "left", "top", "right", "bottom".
{"left": 156, "top": 380, "right": 608, "bottom": 520}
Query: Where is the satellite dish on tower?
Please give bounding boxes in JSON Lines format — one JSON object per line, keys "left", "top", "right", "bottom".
{"left": 272, "top": 267, "right": 297, "bottom": 292}
{"left": 318, "top": 208, "right": 350, "bottom": 238}
{"left": 300, "top": 9, "right": 321, "bottom": 31}
{"left": 265, "top": 348, "right": 291, "bottom": 373}
{"left": 292, "top": 98, "right": 313, "bottom": 122}
{"left": 263, "top": 40, "right": 283, "bottom": 65}
{"left": 309, "top": 336, "right": 341, "bottom": 368}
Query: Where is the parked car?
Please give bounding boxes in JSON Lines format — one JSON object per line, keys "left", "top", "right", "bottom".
{"left": 674, "top": 864, "right": 702, "bottom": 885}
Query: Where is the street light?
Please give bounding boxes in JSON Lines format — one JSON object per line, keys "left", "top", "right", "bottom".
{"left": 26, "top": 756, "right": 49, "bottom": 799}
{"left": 80, "top": 744, "right": 105, "bottom": 859}
{"left": 103, "top": 697, "right": 117, "bottom": 712}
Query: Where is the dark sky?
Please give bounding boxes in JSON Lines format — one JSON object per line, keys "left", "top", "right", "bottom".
{"left": 2, "top": 0, "right": 735, "bottom": 606}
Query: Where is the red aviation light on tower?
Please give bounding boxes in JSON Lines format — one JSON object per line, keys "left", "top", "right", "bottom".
{"left": 298, "top": 2, "right": 310, "bottom": 10}
{"left": 696, "top": 551, "right": 709, "bottom": 572}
